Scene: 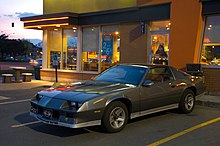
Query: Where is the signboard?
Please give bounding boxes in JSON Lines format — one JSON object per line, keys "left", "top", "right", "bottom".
{"left": 102, "top": 34, "right": 113, "bottom": 57}
{"left": 140, "top": 21, "right": 146, "bottom": 34}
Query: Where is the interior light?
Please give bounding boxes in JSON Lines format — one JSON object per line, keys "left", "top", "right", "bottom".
{"left": 209, "top": 24, "right": 212, "bottom": 27}
{"left": 38, "top": 26, "right": 41, "bottom": 29}
{"left": 154, "top": 36, "right": 157, "bottom": 40}
{"left": 72, "top": 27, "right": 77, "bottom": 30}
{"left": 54, "top": 28, "right": 58, "bottom": 31}
{"left": 56, "top": 25, "right": 60, "bottom": 27}
{"left": 73, "top": 29, "right": 76, "bottom": 32}
{"left": 168, "top": 22, "right": 171, "bottom": 25}
{"left": 115, "top": 31, "right": 119, "bottom": 35}
{"left": 208, "top": 27, "right": 211, "bottom": 30}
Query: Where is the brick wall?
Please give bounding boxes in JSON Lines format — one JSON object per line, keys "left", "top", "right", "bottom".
{"left": 203, "top": 67, "right": 220, "bottom": 93}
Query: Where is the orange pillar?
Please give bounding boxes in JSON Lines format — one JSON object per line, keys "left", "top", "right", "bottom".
{"left": 169, "top": 0, "right": 203, "bottom": 69}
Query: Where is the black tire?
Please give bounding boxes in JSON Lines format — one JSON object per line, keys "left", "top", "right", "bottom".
{"left": 178, "top": 89, "right": 195, "bottom": 114}
{"left": 101, "top": 101, "right": 128, "bottom": 133}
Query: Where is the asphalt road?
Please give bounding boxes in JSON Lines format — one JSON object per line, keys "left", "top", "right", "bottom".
{"left": 0, "top": 88, "right": 220, "bottom": 146}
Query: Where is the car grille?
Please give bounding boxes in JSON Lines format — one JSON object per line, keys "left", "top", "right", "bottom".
{"left": 31, "top": 102, "right": 75, "bottom": 123}
{"left": 31, "top": 103, "right": 60, "bottom": 120}
{"left": 39, "top": 106, "right": 60, "bottom": 119}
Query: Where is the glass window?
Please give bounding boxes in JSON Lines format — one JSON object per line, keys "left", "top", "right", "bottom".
{"left": 201, "top": 16, "right": 220, "bottom": 66}
{"left": 101, "top": 25, "right": 120, "bottom": 71}
{"left": 148, "top": 20, "right": 170, "bottom": 65}
{"left": 145, "top": 67, "right": 173, "bottom": 83}
{"left": 48, "top": 29, "right": 62, "bottom": 69}
{"left": 95, "top": 65, "right": 147, "bottom": 85}
{"left": 82, "top": 27, "right": 99, "bottom": 71}
{"left": 63, "top": 28, "right": 78, "bottom": 70}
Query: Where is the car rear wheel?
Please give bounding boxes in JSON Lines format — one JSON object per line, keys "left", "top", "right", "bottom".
{"left": 178, "top": 89, "right": 195, "bottom": 114}
{"left": 101, "top": 101, "right": 128, "bottom": 133}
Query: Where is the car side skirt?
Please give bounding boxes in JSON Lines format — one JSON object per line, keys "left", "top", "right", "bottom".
{"left": 30, "top": 112, "right": 101, "bottom": 128}
{"left": 130, "top": 104, "right": 179, "bottom": 119}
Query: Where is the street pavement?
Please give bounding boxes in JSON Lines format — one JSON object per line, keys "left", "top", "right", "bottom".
{"left": 0, "top": 78, "right": 220, "bottom": 146}
{"left": 0, "top": 78, "right": 220, "bottom": 108}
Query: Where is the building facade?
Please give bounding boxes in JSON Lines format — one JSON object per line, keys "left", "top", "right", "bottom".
{"left": 21, "top": 0, "right": 220, "bottom": 82}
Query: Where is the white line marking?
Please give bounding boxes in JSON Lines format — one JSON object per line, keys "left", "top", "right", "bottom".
{"left": 0, "top": 99, "right": 30, "bottom": 105}
{"left": 0, "top": 96, "right": 10, "bottom": 100}
{"left": 11, "top": 121, "right": 41, "bottom": 128}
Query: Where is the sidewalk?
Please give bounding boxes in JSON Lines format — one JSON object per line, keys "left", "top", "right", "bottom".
{"left": 0, "top": 79, "right": 54, "bottom": 91}
{"left": 0, "top": 79, "right": 219, "bottom": 108}
{"left": 196, "top": 93, "right": 220, "bottom": 108}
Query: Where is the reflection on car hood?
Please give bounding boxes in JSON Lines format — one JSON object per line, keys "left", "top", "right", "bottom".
{"left": 38, "top": 81, "right": 136, "bottom": 103}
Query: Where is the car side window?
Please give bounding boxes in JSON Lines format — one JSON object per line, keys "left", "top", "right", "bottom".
{"left": 145, "top": 67, "right": 174, "bottom": 83}
{"left": 161, "top": 67, "right": 174, "bottom": 81}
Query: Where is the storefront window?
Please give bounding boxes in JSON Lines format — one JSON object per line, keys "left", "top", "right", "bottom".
{"left": 63, "top": 28, "right": 78, "bottom": 70}
{"left": 101, "top": 25, "right": 120, "bottom": 71}
{"left": 148, "top": 20, "right": 170, "bottom": 65}
{"left": 82, "top": 27, "right": 99, "bottom": 71}
{"left": 48, "top": 29, "right": 62, "bottom": 69}
{"left": 201, "top": 16, "right": 220, "bottom": 66}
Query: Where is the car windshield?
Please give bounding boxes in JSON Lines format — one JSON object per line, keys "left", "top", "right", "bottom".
{"left": 95, "top": 65, "right": 148, "bottom": 85}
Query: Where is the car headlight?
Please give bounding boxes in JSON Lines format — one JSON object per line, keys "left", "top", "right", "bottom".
{"left": 69, "top": 101, "right": 83, "bottom": 109}
{"left": 31, "top": 94, "right": 45, "bottom": 101}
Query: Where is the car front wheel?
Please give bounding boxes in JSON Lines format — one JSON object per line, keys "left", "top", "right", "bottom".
{"left": 101, "top": 101, "right": 128, "bottom": 133}
{"left": 178, "top": 89, "right": 195, "bottom": 114}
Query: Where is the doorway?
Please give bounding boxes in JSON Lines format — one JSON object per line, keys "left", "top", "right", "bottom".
{"left": 148, "top": 20, "right": 170, "bottom": 65}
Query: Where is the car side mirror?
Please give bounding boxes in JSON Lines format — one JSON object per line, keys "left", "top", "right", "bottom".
{"left": 142, "top": 80, "right": 154, "bottom": 87}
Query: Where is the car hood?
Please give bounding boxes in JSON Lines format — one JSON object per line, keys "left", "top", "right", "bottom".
{"left": 38, "top": 81, "right": 136, "bottom": 103}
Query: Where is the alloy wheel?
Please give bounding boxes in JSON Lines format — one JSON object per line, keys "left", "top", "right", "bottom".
{"left": 109, "top": 107, "right": 126, "bottom": 129}
{"left": 184, "top": 93, "right": 194, "bottom": 111}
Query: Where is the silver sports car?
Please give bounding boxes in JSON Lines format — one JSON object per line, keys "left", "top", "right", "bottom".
{"left": 30, "top": 64, "right": 205, "bottom": 133}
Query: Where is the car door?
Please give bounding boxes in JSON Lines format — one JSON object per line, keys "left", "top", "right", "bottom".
{"left": 139, "top": 66, "right": 181, "bottom": 112}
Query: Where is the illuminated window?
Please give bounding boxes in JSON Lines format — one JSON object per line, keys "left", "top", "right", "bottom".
{"left": 63, "top": 28, "right": 78, "bottom": 70}
{"left": 101, "top": 25, "right": 120, "bottom": 71}
{"left": 48, "top": 29, "right": 62, "bottom": 69}
{"left": 148, "top": 20, "right": 170, "bottom": 65}
{"left": 201, "top": 16, "right": 220, "bottom": 66}
{"left": 82, "top": 27, "right": 99, "bottom": 71}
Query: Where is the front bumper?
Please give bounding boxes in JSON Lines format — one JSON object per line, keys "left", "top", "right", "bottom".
{"left": 30, "top": 103, "right": 101, "bottom": 128}
{"left": 30, "top": 112, "right": 101, "bottom": 128}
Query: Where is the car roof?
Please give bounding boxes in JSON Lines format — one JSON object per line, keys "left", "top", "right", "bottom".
{"left": 118, "top": 63, "right": 170, "bottom": 69}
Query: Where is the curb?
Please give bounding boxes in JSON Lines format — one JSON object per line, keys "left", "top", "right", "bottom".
{"left": 196, "top": 100, "right": 220, "bottom": 108}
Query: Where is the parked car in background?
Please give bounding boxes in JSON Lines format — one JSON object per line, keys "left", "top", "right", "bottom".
{"left": 29, "top": 58, "right": 42, "bottom": 67}
{"left": 20, "top": 57, "right": 33, "bottom": 62}
{"left": 30, "top": 64, "right": 205, "bottom": 133}
{"left": 3, "top": 56, "right": 14, "bottom": 61}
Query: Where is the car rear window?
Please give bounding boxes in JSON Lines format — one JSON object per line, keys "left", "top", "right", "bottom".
{"left": 170, "top": 67, "right": 189, "bottom": 79}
